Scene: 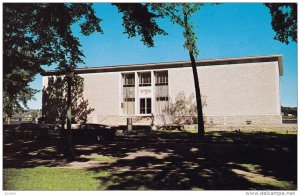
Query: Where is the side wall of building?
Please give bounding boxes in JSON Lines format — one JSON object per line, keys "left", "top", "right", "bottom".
{"left": 169, "top": 61, "right": 281, "bottom": 125}
{"left": 42, "top": 72, "right": 121, "bottom": 124}
{"left": 79, "top": 72, "right": 121, "bottom": 123}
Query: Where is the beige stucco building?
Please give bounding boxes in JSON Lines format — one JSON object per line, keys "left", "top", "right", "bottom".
{"left": 42, "top": 55, "right": 283, "bottom": 127}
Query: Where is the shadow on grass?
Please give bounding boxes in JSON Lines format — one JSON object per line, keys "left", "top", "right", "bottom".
{"left": 3, "top": 130, "right": 297, "bottom": 190}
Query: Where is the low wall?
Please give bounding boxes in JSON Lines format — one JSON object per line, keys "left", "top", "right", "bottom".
{"left": 204, "top": 115, "right": 282, "bottom": 126}
{"left": 87, "top": 114, "right": 286, "bottom": 129}
{"left": 184, "top": 124, "right": 297, "bottom": 132}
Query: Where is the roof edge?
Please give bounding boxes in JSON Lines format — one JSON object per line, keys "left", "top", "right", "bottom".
{"left": 41, "top": 55, "right": 283, "bottom": 76}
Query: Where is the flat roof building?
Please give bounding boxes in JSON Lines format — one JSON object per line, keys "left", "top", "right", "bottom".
{"left": 42, "top": 55, "right": 283, "bottom": 127}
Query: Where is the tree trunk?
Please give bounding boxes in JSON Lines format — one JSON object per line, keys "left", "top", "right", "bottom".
{"left": 65, "top": 75, "right": 75, "bottom": 161}
{"left": 182, "top": 5, "right": 205, "bottom": 139}
{"left": 189, "top": 51, "right": 205, "bottom": 139}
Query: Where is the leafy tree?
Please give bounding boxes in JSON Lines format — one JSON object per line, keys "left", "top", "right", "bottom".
{"left": 4, "top": 3, "right": 166, "bottom": 118}
{"left": 115, "top": 3, "right": 206, "bottom": 138}
{"left": 3, "top": 3, "right": 102, "bottom": 118}
{"left": 116, "top": 2, "right": 298, "bottom": 138}
{"left": 265, "top": 3, "right": 297, "bottom": 44}
{"left": 3, "top": 3, "right": 103, "bottom": 160}
{"left": 281, "top": 106, "right": 297, "bottom": 117}
{"left": 166, "top": 92, "right": 207, "bottom": 125}
{"left": 4, "top": 3, "right": 166, "bottom": 159}
{"left": 149, "top": 3, "right": 206, "bottom": 139}
{"left": 42, "top": 74, "right": 95, "bottom": 161}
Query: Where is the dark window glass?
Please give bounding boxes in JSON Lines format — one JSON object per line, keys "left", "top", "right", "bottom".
{"left": 123, "top": 73, "right": 135, "bottom": 87}
{"left": 155, "top": 71, "right": 168, "bottom": 85}
{"left": 140, "top": 98, "right": 146, "bottom": 114}
{"left": 147, "top": 98, "right": 152, "bottom": 114}
{"left": 156, "top": 97, "right": 169, "bottom": 101}
{"left": 140, "top": 98, "right": 151, "bottom": 114}
{"left": 124, "top": 98, "right": 135, "bottom": 102}
{"left": 139, "top": 72, "right": 151, "bottom": 86}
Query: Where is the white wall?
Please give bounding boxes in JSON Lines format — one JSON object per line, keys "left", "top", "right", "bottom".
{"left": 169, "top": 61, "right": 280, "bottom": 117}
{"left": 79, "top": 72, "right": 120, "bottom": 119}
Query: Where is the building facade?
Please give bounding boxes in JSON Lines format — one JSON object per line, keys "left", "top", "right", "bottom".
{"left": 42, "top": 55, "right": 283, "bottom": 126}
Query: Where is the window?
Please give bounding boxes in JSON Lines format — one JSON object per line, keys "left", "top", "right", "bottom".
{"left": 155, "top": 96, "right": 169, "bottom": 114}
{"left": 155, "top": 71, "right": 168, "bottom": 86}
{"left": 123, "top": 73, "right": 135, "bottom": 87}
{"left": 123, "top": 73, "right": 135, "bottom": 115}
{"left": 123, "top": 99, "right": 135, "bottom": 115}
{"left": 156, "top": 97, "right": 169, "bottom": 101}
{"left": 140, "top": 98, "right": 151, "bottom": 114}
{"left": 139, "top": 72, "right": 151, "bottom": 86}
{"left": 155, "top": 71, "right": 169, "bottom": 114}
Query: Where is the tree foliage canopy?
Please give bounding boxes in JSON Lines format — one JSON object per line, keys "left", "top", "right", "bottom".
{"left": 3, "top": 3, "right": 103, "bottom": 117}
{"left": 112, "top": 3, "right": 167, "bottom": 47}
{"left": 150, "top": 3, "right": 203, "bottom": 56}
{"left": 3, "top": 3, "right": 167, "bottom": 118}
{"left": 265, "top": 3, "right": 297, "bottom": 44}
{"left": 166, "top": 92, "right": 207, "bottom": 124}
{"left": 281, "top": 106, "right": 297, "bottom": 117}
{"left": 149, "top": 3, "right": 206, "bottom": 137}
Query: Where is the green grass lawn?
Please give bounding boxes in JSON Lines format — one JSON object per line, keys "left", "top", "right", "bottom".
{"left": 3, "top": 167, "right": 111, "bottom": 190}
{"left": 4, "top": 165, "right": 295, "bottom": 190}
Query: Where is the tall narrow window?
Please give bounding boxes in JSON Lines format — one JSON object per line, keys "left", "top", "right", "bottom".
{"left": 155, "top": 71, "right": 169, "bottom": 114}
{"left": 123, "top": 73, "right": 135, "bottom": 115}
{"left": 139, "top": 72, "right": 151, "bottom": 86}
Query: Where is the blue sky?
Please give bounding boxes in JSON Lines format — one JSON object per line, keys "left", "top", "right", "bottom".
{"left": 28, "top": 3, "right": 297, "bottom": 109}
